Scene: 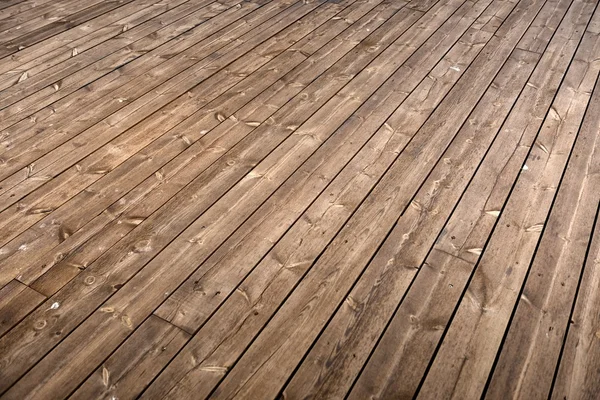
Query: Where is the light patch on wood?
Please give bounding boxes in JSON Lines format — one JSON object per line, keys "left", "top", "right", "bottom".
{"left": 245, "top": 121, "right": 261, "bottom": 127}
{"left": 411, "top": 200, "right": 422, "bottom": 211}
{"left": 526, "top": 82, "right": 539, "bottom": 89}
{"left": 485, "top": 210, "right": 500, "bottom": 217}
{"left": 180, "top": 135, "right": 191, "bottom": 146}
{"left": 520, "top": 293, "right": 534, "bottom": 308}
{"left": 121, "top": 315, "right": 133, "bottom": 329}
{"left": 595, "top": 331, "right": 600, "bottom": 340}
{"left": 53, "top": 83, "right": 59, "bottom": 91}
{"left": 30, "top": 174, "right": 52, "bottom": 181}
{"left": 59, "top": 225, "right": 72, "bottom": 241}
{"left": 245, "top": 170, "right": 262, "bottom": 180}
{"left": 132, "top": 240, "right": 152, "bottom": 253}
{"left": 525, "top": 224, "right": 543, "bottom": 232}
{"left": 123, "top": 217, "right": 144, "bottom": 226}
{"left": 34, "top": 320, "right": 47, "bottom": 330}
{"left": 216, "top": 112, "right": 226, "bottom": 122}
{"left": 200, "top": 366, "right": 228, "bottom": 374}
{"left": 548, "top": 106, "right": 561, "bottom": 121}
{"left": 102, "top": 366, "right": 110, "bottom": 387}
{"left": 71, "top": 48, "right": 78, "bottom": 57}
{"left": 535, "top": 141, "right": 549, "bottom": 154}
{"left": 100, "top": 307, "right": 115, "bottom": 313}
{"left": 30, "top": 207, "right": 54, "bottom": 214}
{"left": 236, "top": 288, "right": 251, "bottom": 304}
{"left": 467, "top": 248, "right": 482, "bottom": 255}
{"left": 345, "top": 296, "right": 359, "bottom": 311}
{"left": 18, "top": 71, "right": 28, "bottom": 82}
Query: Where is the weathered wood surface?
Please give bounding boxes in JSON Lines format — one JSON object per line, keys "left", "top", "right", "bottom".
{"left": 1, "top": 0, "right": 599, "bottom": 398}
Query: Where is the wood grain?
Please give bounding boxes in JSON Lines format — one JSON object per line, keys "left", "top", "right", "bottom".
{"left": 1, "top": 0, "right": 599, "bottom": 398}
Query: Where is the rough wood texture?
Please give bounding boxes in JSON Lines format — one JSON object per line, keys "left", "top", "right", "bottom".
{"left": 0, "top": 0, "right": 599, "bottom": 398}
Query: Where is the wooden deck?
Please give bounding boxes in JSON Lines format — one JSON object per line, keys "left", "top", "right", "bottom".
{"left": 0, "top": 0, "right": 599, "bottom": 398}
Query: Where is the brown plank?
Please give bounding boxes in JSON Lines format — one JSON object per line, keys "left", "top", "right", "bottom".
{"left": 0, "top": 0, "right": 242, "bottom": 132}
{"left": 70, "top": 315, "right": 190, "bottom": 400}
{"left": 0, "top": 280, "right": 45, "bottom": 337}
{"left": 0, "top": 0, "right": 91, "bottom": 38}
{"left": 0, "top": 0, "right": 339, "bottom": 297}
{"left": 201, "top": 0, "right": 551, "bottom": 397}
{"left": 0, "top": 0, "right": 408, "bottom": 291}
{"left": 0, "top": 0, "right": 118, "bottom": 54}
{"left": 142, "top": 0, "right": 519, "bottom": 397}
{"left": 485, "top": 17, "right": 600, "bottom": 396}
{"left": 0, "top": 0, "right": 292, "bottom": 203}
{"left": 281, "top": 4, "right": 567, "bottom": 396}
{"left": 0, "top": 0, "right": 598, "bottom": 398}
{"left": 0, "top": 1, "right": 147, "bottom": 59}
{"left": 0, "top": 0, "right": 58, "bottom": 19}
{"left": 416, "top": 6, "right": 600, "bottom": 400}
{"left": 551, "top": 202, "right": 600, "bottom": 399}
{"left": 0, "top": 0, "right": 241, "bottom": 131}
{"left": 0, "top": 0, "right": 176, "bottom": 88}
{"left": 0, "top": 0, "right": 422, "bottom": 395}
{"left": 0, "top": 0, "right": 236, "bottom": 154}
{"left": 155, "top": 0, "right": 500, "bottom": 335}
{"left": 0, "top": 0, "right": 299, "bottom": 278}
{"left": 26, "top": 0, "right": 395, "bottom": 297}
{"left": 350, "top": 2, "right": 600, "bottom": 398}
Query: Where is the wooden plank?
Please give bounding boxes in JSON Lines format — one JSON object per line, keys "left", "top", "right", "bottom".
{"left": 0, "top": 0, "right": 300, "bottom": 273}
{"left": 0, "top": 0, "right": 177, "bottom": 89}
{"left": 0, "top": 0, "right": 241, "bottom": 125}
{"left": 0, "top": 280, "right": 45, "bottom": 337}
{"left": 0, "top": 1, "right": 148, "bottom": 59}
{"left": 0, "top": 0, "right": 333, "bottom": 292}
{"left": 0, "top": 0, "right": 90, "bottom": 38}
{"left": 0, "top": 0, "right": 121, "bottom": 55}
{"left": 415, "top": 5, "right": 600, "bottom": 399}
{"left": 0, "top": 0, "right": 235, "bottom": 150}
{"left": 25, "top": 0, "right": 395, "bottom": 297}
{"left": 141, "top": 1, "right": 519, "bottom": 397}
{"left": 69, "top": 315, "right": 190, "bottom": 400}
{"left": 0, "top": 0, "right": 56, "bottom": 20}
{"left": 0, "top": 0, "right": 241, "bottom": 131}
{"left": 155, "top": 0, "right": 500, "bottom": 334}
{"left": 350, "top": 2, "right": 600, "bottom": 398}
{"left": 281, "top": 5, "right": 571, "bottom": 398}
{"left": 0, "top": 0, "right": 410, "bottom": 290}
{"left": 551, "top": 202, "right": 600, "bottom": 399}
{"left": 199, "top": 0, "right": 551, "bottom": 396}
{"left": 0, "top": 0, "right": 295, "bottom": 206}
{"left": 485, "top": 18, "right": 600, "bottom": 396}
{"left": 0, "top": 0, "right": 421, "bottom": 395}
{"left": 0, "top": 0, "right": 597, "bottom": 397}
